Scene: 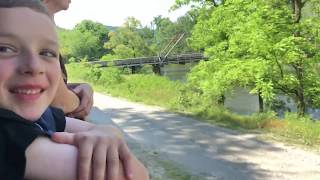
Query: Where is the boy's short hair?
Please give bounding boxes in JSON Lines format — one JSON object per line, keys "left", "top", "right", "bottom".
{"left": 0, "top": 0, "right": 49, "bottom": 16}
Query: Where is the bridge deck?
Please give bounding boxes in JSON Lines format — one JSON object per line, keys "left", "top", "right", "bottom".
{"left": 89, "top": 53, "right": 207, "bottom": 67}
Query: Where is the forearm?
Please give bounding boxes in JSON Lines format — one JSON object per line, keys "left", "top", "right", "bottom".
{"left": 25, "top": 137, "right": 149, "bottom": 180}
{"left": 25, "top": 137, "right": 78, "bottom": 180}
{"left": 51, "top": 78, "right": 80, "bottom": 114}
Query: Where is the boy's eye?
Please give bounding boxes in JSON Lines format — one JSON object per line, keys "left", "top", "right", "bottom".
{"left": 40, "top": 50, "right": 58, "bottom": 58}
{"left": 0, "top": 45, "right": 16, "bottom": 54}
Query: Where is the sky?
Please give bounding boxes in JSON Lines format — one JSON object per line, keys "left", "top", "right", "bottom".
{"left": 55, "top": 0, "right": 190, "bottom": 29}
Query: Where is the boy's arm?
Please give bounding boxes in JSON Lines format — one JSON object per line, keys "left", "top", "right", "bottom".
{"left": 66, "top": 83, "right": 94, "bottom": 119}
{"left": 24, "top": 137, "right": 77, "bottom": 180}
{"left": 25, "top": 137, "right": 149, "bottom": 180}
{"left": 51, "top": 117, "right": 149, "bottom": 180}
{"left": 51, "top": 77, "right": 80, "bottom": 114}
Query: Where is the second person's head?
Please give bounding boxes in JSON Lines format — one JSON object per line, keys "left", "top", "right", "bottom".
{"left": 41, "top": 0, "right": 71, "bottom": 16}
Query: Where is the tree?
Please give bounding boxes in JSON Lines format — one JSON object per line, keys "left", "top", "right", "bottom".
{"left": 151, "top": 15, "right": 195, "bottom": 55}
{"left": 171, "top": 0, "right": 225, "bottom": 10}
{"left": 58, "top": 29, "right": 100, "bottom": 60}
{"left": 171, "top": 15, "right": 195, "bottom": 53}
{"left": 152, "top": 16, "right": 176, "bottom": 53}
{"left": 187, "top": 0, "right": 320, "bottom": 116}
{"left": 74, "top": 20, "right": 110, "bottom": 58}
{"left": 104, "top": 17, "right": 153, "bottom": 58}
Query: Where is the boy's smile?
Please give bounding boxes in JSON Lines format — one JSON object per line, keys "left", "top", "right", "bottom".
{"left": 9, "top": 84, "right": 47, "bottom": 102}
{"left": 0, "top": 7, "right": 60, "bottom": 121}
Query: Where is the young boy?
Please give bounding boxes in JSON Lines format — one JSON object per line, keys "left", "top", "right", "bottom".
{"left": 0, "top": 0, "right": 149, "bottom": 179}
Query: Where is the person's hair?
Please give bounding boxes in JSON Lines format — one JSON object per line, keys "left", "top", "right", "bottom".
{"left": 0, "top": 0, "right": 49, "bottom": 16}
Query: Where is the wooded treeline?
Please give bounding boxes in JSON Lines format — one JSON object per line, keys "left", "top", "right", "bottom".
{"left": 58, "top": 15, "right": 195, "bottom": 61}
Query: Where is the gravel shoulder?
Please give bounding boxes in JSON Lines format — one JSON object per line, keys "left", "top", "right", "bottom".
{"left": 89, "top": 92, "right": 320, "bottom": 180}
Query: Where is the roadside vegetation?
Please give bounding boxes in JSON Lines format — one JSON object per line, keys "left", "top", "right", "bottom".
{"left": 63, "top": 0, "right": 320, "bottom": 148}
{"left": 67, "top": 63, "right": 320, "bottom": 147}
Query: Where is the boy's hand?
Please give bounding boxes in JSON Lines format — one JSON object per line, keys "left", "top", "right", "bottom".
{"left": 68, "top": 83, "right": 94, "bottom": 119}
{"left": 51, "top": 126, "right": 133, "bottom": 180}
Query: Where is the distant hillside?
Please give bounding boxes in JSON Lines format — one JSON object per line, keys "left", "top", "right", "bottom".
{"left": 57, "top": 25, "right": 118, "bottom": 32}
{"left": 105, "top": 25, "right": 118, "bottom": 32}
{"left": 57, "top": 26, "right": 70, "bottom": 32}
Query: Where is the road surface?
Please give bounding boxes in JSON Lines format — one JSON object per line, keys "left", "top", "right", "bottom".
{"left": 89, "top": 92, "right": 320, "bottom": 180}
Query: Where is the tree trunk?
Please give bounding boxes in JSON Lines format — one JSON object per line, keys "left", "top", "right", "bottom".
{"left": 297, "top": 92, "right": 306, "bottom": 116}
{"left": 258, "top": 90, "right": 264, "bottom": 113}
{"left": 292, "top": 0, "right": 303, "bottom": 23}
{"left": 291, "top": 0, "right": 307, "bottom": 116}
{"left": 218, "top": 94, "right": 225, "bottom": 106}
{"left": 296, "top": 65, "right": 306, "bottom": 116}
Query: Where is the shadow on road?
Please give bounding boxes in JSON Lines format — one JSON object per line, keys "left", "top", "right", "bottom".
{"left": 89, "top": 106, "right": 286, "bottom": 180}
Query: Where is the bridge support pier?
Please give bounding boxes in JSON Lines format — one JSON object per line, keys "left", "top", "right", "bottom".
{"left": 152, "top": 64, "right": 162, "bottom": 75}
{"left": 131, "top": 66, "right": 137, "bottom": 74}
{"left": 130, "top": 66, "right": 142, "bottom": 74}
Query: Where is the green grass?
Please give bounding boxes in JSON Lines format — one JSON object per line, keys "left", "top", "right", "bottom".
{"left": 67, "top": 63, "right": 182, "bottom": 109}
{"left": 67, "top": 63, "right": 320, "bottom": 147}
{"left": 106, "top": 75, "right": 182, "bottom": 108}
{"left": 279, "top": 113, "right": 320, "bottom": 146}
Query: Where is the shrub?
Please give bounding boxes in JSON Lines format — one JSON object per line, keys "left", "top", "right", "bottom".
{"left": 99, "top": 68, "right": 123, "bottom": 87}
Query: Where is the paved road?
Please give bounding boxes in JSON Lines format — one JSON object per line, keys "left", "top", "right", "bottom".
{"left": 89, "top": 92, "right": 320, "bottom": 180}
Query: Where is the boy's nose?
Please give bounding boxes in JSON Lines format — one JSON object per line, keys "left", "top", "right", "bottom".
{"left": 18, "top": 53, "right": 45, "bottom": 76}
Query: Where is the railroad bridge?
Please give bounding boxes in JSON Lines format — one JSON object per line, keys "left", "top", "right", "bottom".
{"left": 89, "top": 53, "right": 207, "bottom": 74}
{"left": 88, "top": 33, "right": 208, "bottom": 74}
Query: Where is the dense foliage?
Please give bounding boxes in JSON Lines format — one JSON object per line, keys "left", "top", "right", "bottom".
{"left": 177, "top": 0, "right": 320, "bottom": 116}
{"left": 104, "top": 17, "right": 153, "bottom": 59}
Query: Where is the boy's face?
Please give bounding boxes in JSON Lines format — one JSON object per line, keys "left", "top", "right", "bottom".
{"left": 0, "top": 8, "right": 60, "bottom": 121}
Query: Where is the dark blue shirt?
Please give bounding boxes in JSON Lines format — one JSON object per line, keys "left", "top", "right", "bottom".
{"left": 0, "top": 107, "right": 65, "bottom": 180}
{"left": 36, "top": 108, "right": 57, "bottom": 136}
